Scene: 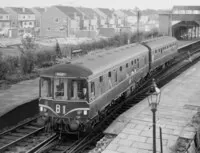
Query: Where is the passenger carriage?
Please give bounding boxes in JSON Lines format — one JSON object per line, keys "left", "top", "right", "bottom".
{"left": 38, "top": 36, "right": 178, "bottom": 133}
{"left": 39, "top": 43, "right": 150, "bottom": 132}
{"left": 144, "top": 36, "right": 178, "bottom": 71}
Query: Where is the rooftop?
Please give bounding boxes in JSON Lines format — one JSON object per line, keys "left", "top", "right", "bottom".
{"left": 55, "top": 5, "right": 83, "bottom": 19}
{"left": 0, "top": 8, "right": 8, "bottom": 14}
{"left": 9, "top": 7, "right": 34, "bottom": 14}
{"left": 173, "top": 5, "right": 200, "bottom": 10}
{"left": 33, "top": 7, "right": 45, "bottom": 13}
{"left": 98, "top": 8, "right": 114, "bottom": 18}
{"left": 77, "top": 7, "right": 98, "bottom": 19}
{"left": 122, "top": 9, "right": 136, "bottom": 16}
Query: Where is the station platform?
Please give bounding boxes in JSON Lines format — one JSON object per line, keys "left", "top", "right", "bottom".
{"left": 177, "top": 39, "right": 200, "bottom": 49}
{"left": 103, "top": 56, "right": 200, "bottom": 152}
{"left": 0, "top": 78, "right": 39, "bottom": 117}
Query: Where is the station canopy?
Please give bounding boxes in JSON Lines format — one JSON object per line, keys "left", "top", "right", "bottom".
{"left": 172, "top": 21, "right": 200, "bottom": 29}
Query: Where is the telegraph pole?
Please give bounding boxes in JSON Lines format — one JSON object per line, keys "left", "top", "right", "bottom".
{"left": 137, "top": 10, "right": 141, "bottom": 42}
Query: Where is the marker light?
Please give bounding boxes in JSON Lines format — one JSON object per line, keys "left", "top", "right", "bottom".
{"left": 40, "top": 106, "right": 43, "bottom": 112}
{"left": 83, "top": 110, "right": 87, "bottom": 115}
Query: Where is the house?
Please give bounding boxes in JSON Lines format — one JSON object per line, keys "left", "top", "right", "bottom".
{"left": 0, "top": 8, "right": 10, "bottom": 36}
{"left": 31, "top": 7, "right": 45, "bottom": 36}
{"left": 76, "top": 7, "right": 98, "bottom": 30}
{"left": 97, "top": 8, "right": 116, "bottom": 28}
{"left": 5, "top": 7, "right": 35, "bottom": 35}
{"left": 40, "top": 5, "right": 83, "bottom": 37}
{"left": 93, "top": 8, "right": 107, "bottom": 28}
{"left": 114, "top": 10, "right": 127, "bottom": 27}
{"left": 122, "top": 9, "right": 137, "bottom": 26}
{"left": 31, "top": 7, "right": 45, "bottom": 28}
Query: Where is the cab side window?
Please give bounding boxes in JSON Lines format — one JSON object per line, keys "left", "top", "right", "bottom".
{"left": 91, "top": 82, "right": 95, "bottom": 96}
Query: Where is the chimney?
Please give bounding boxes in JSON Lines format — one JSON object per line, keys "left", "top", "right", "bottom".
{"left": 44, "top": 7, "right": 47, "bottom": 12}
{"left": 22, "top": 7, "right": 25, "bottom": 13}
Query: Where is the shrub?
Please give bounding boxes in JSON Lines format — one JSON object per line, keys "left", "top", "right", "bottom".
{"left": 55, "top": 41, "right": 62, "bottom": 58}
{"left": 5, "top": 72, "right": 39, "bottom": 83}
{"left": 20, "top": 51, "right": 36, "bottom": 74}
{"left": 0, "top": 60, "right": 9, "bottom": 80}
{"left": 4, "top": 56, "right": 19, "bottom": 73}
{"left": 36, "top": 50, "right": 56, "bottom": 68}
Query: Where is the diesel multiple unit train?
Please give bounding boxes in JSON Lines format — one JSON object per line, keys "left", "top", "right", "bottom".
{"left": 39, "top": 36, "right": 178, "bottom": 133}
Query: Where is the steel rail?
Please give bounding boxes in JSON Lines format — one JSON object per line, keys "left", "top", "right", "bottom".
{"left": 27, "top": 133, "right": 58, "bottom": 153}
{"left": 0, "top": 116, "right": 38, "bottom": 136}
{"left": 0, "top": 127, "right": 44, "bottom": 152}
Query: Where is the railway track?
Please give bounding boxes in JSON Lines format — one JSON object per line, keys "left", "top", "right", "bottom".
{"left": 0, "top": 116, "right": 57, "bottom": 153}
{"left": 34, "top": 49, "right": 200, "bottom": 153}
{"left": 1, "top": 46, "right": 200, "bottom": 153}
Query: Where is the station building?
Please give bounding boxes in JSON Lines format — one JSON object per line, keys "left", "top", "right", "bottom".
{"left": 159, "top": 6, "right": 200, "bottom": 40}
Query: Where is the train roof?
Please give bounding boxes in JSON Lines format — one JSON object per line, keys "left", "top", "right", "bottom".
{"left": 41, "top": 36, "right": 176, "bottom": 79}
{"left": 40, "top": 64, "right": 93, "bottom": 78}
{"left": 40, "top": 43, "right": 148, "bottom": 78}
{"left": 144, "top": 36, "right": 177, "bottom": 49}
{"left": 72, "top": 43, "right": 148, "bottom": 76}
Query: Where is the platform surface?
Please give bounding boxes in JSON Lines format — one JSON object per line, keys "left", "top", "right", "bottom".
{"left": 178, "top": 39, "right": 200, "bottom": 49}
{"left": 103, "top": 59, "right": 200, "bottom": 152}
{"left": 0, "top": 78, "right": 39, "bottom": 117}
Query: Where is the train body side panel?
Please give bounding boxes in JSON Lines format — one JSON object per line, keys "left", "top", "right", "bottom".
{"left": 88, "top": 65, "right": 149, "bottom": 119}
{"left": 151, "top": 47, "right": 178, "bottom": 70}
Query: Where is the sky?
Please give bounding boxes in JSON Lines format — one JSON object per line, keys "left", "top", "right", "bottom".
{"left": 0, "top": 0, "right": 200, "bottom": 10}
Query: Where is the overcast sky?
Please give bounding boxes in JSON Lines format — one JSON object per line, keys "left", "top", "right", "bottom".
{"left": 1, "top": 0, "right": 200, "bottom": 10}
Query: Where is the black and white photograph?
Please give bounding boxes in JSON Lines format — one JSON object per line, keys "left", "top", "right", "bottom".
{"left": 0, "top": 0, "right": 200, "bottom": 152}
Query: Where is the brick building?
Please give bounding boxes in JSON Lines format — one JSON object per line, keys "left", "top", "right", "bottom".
{"left": 40, "top": 5, "right": 82, "bottom": 37}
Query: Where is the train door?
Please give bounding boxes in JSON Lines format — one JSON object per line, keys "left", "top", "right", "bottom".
{"left": 99, "top": 76, "right": 104, "bottom": 95}
{"left": 137, "top": 58, "right": 139, "bottom": 69}
{"left": 113, "top": 69, "right": 117, "bottom": 85}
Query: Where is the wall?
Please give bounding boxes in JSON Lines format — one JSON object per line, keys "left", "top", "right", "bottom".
{"left": 18, "top": 14, "right": 35, "bottom": 20}
{"left": 21, "top": 21, "right": 35, "bottom": 28}
{"left": 4, "top": 8, "right": 18, "bottom": 28}
{"left": 0, "top": 14, "right": 9, "bottom": 20}
{"left": 40, "top": 7, "right": 68, "bottom": 37}
{"left": 159, "top": 14, "right": 172, "bottom": 36}
{"left": 31, "top": 9, "right": 42, "bottom": 27}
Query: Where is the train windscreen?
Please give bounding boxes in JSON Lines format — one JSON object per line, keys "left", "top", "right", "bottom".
{"left": 40, "top": 77, "right": 88, "bottom": 101}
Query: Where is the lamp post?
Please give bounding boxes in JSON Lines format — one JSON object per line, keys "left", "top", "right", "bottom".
{"left": 147, "top": 79, "right": 161, "bottom": 153}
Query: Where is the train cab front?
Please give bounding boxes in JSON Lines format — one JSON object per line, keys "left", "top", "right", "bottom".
{"left": 39, "top": 71, "right": 90, "bottom": 133}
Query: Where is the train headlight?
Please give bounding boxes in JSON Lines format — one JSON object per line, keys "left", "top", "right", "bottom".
{"left": 40, "top": 106, "right": 43, "bottom": 112}
{"left": 83, "top": 110, "right": 87, "bottom": 115}
{"left": 77, "top": 110, "right": 82, "bottom": 115}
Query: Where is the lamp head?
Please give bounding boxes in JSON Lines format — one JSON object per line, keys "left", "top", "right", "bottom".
{"left": 147, "top": 79, "right": 161, "bottom": 110}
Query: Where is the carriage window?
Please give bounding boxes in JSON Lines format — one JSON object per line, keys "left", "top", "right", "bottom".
{"left": 40, "top": 77, "right": 52, "bottom": 97}
{"left": 108, "top": 71, "right": 111, "bottom": 77}
{"left": 120, "top": 66, "right": 122, "bottom": 71}
{"left": 126, "top": 63, "right": 128, "bottom": 68}
{"left": 54, "top": 78, "right": 65, "bottom": 98}
{"left": 134, "top": 59, "right": 137, "bottom": 63}
{"left": 70, "top": 80, "right": 87, "bottom": 100}
{"left": 99, "top": 76, "right": 103, "bottom": 82}
{"left": 155, "top": 50, "right": 157, "bottom": 54}
{"left": 91, "top": 82, "right": 95, "bottom": 95}
{"left": 131, "top": 61, "right": 133, "bottom": 65}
